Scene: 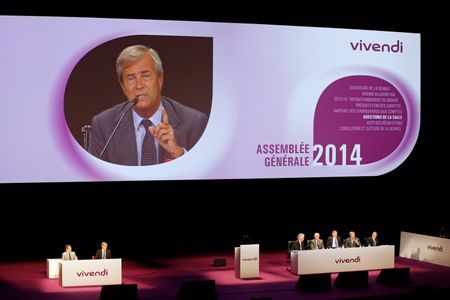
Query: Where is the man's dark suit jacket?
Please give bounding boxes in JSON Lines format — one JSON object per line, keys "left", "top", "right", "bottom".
{"left": 326, "top": 236, "right": 343, "bottom": 248}
{"left": 89, "top": 97, "right": 208, "bottom": 165}
{"left": 95, "top": 249, "right": 111, "bottom": 259}
{"left": 290, "top": 240, "right": 307, "bottom": 251}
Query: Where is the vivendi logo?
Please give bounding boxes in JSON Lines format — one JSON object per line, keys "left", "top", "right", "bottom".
{"left": 350, "top": 40, "right": 403, "bottom": 53}
{"left": 242, "top": 257, "right": 258, "bottom": 262}
{"left": 335, "top": 256, "right": 361, "bottom": 264}
{"left": 427, "top": 245, "right": 443, "bottom": 252}
{"left": 76, "top": 268, "right": 109, "bottom": 277}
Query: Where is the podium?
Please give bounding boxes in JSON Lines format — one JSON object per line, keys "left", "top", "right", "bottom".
{"left": 47, "top": 258, "right": 62, "bottom": 278}
{"left": 400, "top": 231, "right": 450, "bottom": 267}
{"left": 235, "top": 244, "right": 259, "bottom": 279}
{"left": 59, "top": 259, "right": 122, "bottom": 287}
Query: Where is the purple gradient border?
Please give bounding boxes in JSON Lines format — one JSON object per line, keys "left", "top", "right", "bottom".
{"left": 51, "top": 33, "right": 128, "bottom": 181}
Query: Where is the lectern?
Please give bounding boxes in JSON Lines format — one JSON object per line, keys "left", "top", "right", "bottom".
{"left": 59, "top": 259, "right": 122, "bottom": 287}
{"left": 47, "top": 258, "right": 62, "bottom": 278}
{"left": 235, "top": 244, "right": 259, "bottom": 279}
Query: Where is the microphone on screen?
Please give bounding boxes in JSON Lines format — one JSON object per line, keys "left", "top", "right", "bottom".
{"left": 99, "top": 98, "right": 138, "bottom": 158}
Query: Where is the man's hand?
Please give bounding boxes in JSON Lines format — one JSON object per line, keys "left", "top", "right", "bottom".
{"left": 149, "top": 107, "right": 184, "bottom": 158}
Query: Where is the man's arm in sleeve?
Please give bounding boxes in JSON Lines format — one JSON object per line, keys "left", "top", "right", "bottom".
{"left": 188, "top": 113, "right": 208, "bottom": 149}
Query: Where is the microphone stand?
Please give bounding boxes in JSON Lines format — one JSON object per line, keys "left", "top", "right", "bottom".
{"left": 100, "top": 98, "right": 138, "bottom": 158}
{"left": 240, "top": 234, "right": 255, "bottom": 245}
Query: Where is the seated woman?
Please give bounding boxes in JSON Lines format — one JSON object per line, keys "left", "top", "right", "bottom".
{"left": 366, "top": 231, "right": 380, "bottom": 246}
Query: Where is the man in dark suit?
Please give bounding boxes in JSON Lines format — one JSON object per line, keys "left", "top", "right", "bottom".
{"left": 344, "top": 231, "right": 361, "bottom": 248}
{"left": 89, "top": 45, "right": 208, "bottom": 166}
{"left": 95, "top": 242, "right": 111, "bottom": 259}
{"left": 326, "top": 230, "right": 343, "bottom": 249}
{"left": 291, "top": 233, "right": 307, "bottom": 251}
{"left": 366, "top": 231, "right": 380, "bottom": 246}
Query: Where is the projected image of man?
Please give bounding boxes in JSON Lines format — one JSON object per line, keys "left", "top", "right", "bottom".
{"left": 89, "top": 45, "right": 208, "bottom": 165}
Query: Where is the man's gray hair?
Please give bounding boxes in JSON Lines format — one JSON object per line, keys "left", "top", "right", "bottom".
{"left": 116, "top": 45, "right": 163, "bottom": 82}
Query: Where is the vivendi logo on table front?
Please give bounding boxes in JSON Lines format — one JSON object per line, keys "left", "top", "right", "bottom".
{"left": 335, "top": 256, "right": 361, "bottom": 264}
{"left": 427, "top": 245, "right": 443, "bottom": 252}
{"left": 76, "top": 268, "right": 109, "bottom": 277}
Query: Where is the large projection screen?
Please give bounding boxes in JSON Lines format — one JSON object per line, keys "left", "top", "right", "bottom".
{"left": 0, "top": 16, "right": 420, "bottom": 183}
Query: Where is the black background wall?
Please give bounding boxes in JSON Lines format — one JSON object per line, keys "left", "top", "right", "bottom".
{"left": 0, "top": 2, "right": 446, "bottom": 262}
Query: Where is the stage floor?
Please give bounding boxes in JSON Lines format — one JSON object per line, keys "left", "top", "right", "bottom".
{"left": 1, "top": 251, "right": 450, "bottom": 299}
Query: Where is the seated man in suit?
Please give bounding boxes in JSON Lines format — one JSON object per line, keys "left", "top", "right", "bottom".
{"left": 344, "top": 231, "right": 361, "bottom": 248}
{"left": 366, "top": 231, "right": 380, "bottom": 246}
{"left": 291, "top": 233, "right": 307, "bottom": 251}
{"left": 94, "top": 242, "right": 111, "bottom": 259}
{"left": 326, "top": 230, "right": 343, "bottom": 249}
{"left": 62, "top": 244, "right": 78, "bottom": 260}
{"left": 89, "top": 45, "right": 208, "bottom": 166}
{"left": 309, "top": 232, "right": 324, "bottom": 250}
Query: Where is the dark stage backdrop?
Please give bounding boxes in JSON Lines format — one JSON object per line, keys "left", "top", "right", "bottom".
{"left": 0, "top": 4, "right": 446, "bottom": 261}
